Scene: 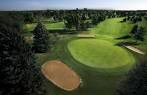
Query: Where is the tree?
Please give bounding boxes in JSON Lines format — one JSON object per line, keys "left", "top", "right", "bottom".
{"left": 73, "top": 14, "right": 80, "bottom": 31}
{"left": 92, "top": 15, "right": 105, "bottom": 25}
{"left": 64, "top": 14, "right": 81, "bottom": 31}
{"left": 92, "top": 15, "right": 99, "bottom": 25}
{"left": 122, "top": 18, "right": 127, "bottom": 22}
{"left": 131, "top": 25, "right": 138, "bottom": 33}
{"left": 117, "top": 61, "right": 147, "bottom": 95}
{"left": 133, "top": 27, "right": 145, "bottom": 42}
{"left": 24, "top": 12, "right": 35, "bottom": 23}
{"left": 33, "top": 22, "right": 49, "bottom": 53}
{"left": 130, "top": 25, "right": 145, "bottom": 43}
{"left": 64, "top": 15, "right": 73, "bottom": 30}
{"left": 0, "top": 14, "right": 23, "bottom": 33}
{"left": 0, "top": 23, "right": 45, "bottom": 95}
{"left": 80, "top": 20, "right": 87, "bottom": 30}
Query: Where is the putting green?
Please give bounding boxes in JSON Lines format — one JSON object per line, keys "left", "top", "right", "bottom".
{"left": 68, "top": 39, "right": 135, "bottom": 69}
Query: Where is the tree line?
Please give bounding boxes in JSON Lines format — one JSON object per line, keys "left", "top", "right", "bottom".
{"left": 0, "top": 15, "right": 46, "bottom": 95}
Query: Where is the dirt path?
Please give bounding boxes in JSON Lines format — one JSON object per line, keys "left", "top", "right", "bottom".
{"left": 124, "top": 45, "right": 145, "bottom": 55}
{"left": 41, "top": 60, "right": 81, "bottom": 91}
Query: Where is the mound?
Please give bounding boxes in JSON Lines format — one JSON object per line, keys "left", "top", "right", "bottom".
{"left": 68, "top": 39, "right": 135, "bottom": 69}
{"left": 41, "top": 60, "right": 81, "bottom": 91}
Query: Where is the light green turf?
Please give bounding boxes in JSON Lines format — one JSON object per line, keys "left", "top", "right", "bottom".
{"left": 23, "top": 23, "right": 36, "bottom": 32}
{"left": 68, "top": 39, "right": 135, "bottom": 68}
{"left": 44, "top": 22, "right": 65, "bottom": 30}
{"left": 90, "top": 18, "right": 134, "bottom": 38}
{"left": 23, "top": 22, "right": 64, "bottom": 32}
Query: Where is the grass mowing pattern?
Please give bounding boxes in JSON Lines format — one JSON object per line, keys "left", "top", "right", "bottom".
{"left": 90, "top": 18, "right": 134, "bottom": 38}
{"left": 68, "top": 39, "right": 135, "bottom": 68}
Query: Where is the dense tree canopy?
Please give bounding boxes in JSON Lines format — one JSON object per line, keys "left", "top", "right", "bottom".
{"left": 130, "top": 25, "right": 145, "bottom": 42}
{"left": 0, "top": 23, "right": 45, "bottom": 95}
{"left": 117, "top": 61, "right": 147, "bottom": 95}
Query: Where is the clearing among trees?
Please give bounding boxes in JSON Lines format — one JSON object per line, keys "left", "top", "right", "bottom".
{"left": 41, "top": 60, "right": 81, "bottom": 91}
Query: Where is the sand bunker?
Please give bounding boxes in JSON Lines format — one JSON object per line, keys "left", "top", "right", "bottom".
{"left": 41, "top": 60, "right": 81, "bottom": 91}
{"left": 125, "top": 46, "right": 145, "bottom": 55}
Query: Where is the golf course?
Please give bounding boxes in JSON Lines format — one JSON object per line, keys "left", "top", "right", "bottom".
{"left": 1, "top": 1, "right": 147, "bottom": 95}
{"left": 26, "top": 17, "right": 145, "bottom": 95}
{"left": 25, "top": 17, "right": 147, "bottom": 95}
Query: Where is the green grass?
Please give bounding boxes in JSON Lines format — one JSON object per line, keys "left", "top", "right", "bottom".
{"left": 68, "top": 39, "right": 135, "bottom": 69}
{"left": 35, "top": 18, "right": 147, "bottom": 95}
{"left": 23, "top": 22, "right": 65, "bottom": 32}
{"left": 22, "top": 22, "right": 65, "bottom": 37}
{"left": 23, "top": 23, "right": 36, "bottom": 32}
{"left": 90, "top": 18, "right": 134, "bottom": 38}
{"left": 36, "top": 37, "right": 133, "bottom": 95}
{"left": 44, "top": 22, "right": 65, "bottom": 30}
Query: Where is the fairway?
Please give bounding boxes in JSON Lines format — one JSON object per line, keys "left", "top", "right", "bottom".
{"left": 90, "top": 18, "right": 134, "bottom": 37}
{"left": 23, "top": 22, "right": 64, "bottom": 32}
{"left": 68, "top": 39, "right": 135, "bottom": 68}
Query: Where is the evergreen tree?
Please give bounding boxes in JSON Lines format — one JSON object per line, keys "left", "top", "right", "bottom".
{"left": 0, "top": 24, "right": 45, "bottom": 95}
{"left": 133, "top": 27, "right": 145, "bottom": 42}
{"left": 130, "top": 25, "right": 145, "bottom": 43}
{"left": 130, "top": 25, "right": 138, "bottom": 34}
{"left": 24, "top": 12, "right": 35, "bottom": 23}
{"left": 64, "top": 15, "right": 73, "bottom": 30}
{"left": 33, "top": 22, "right": 49, "bottom": 53}
{"left": 117, "top": 61, "right": 147, "bottom": 95}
